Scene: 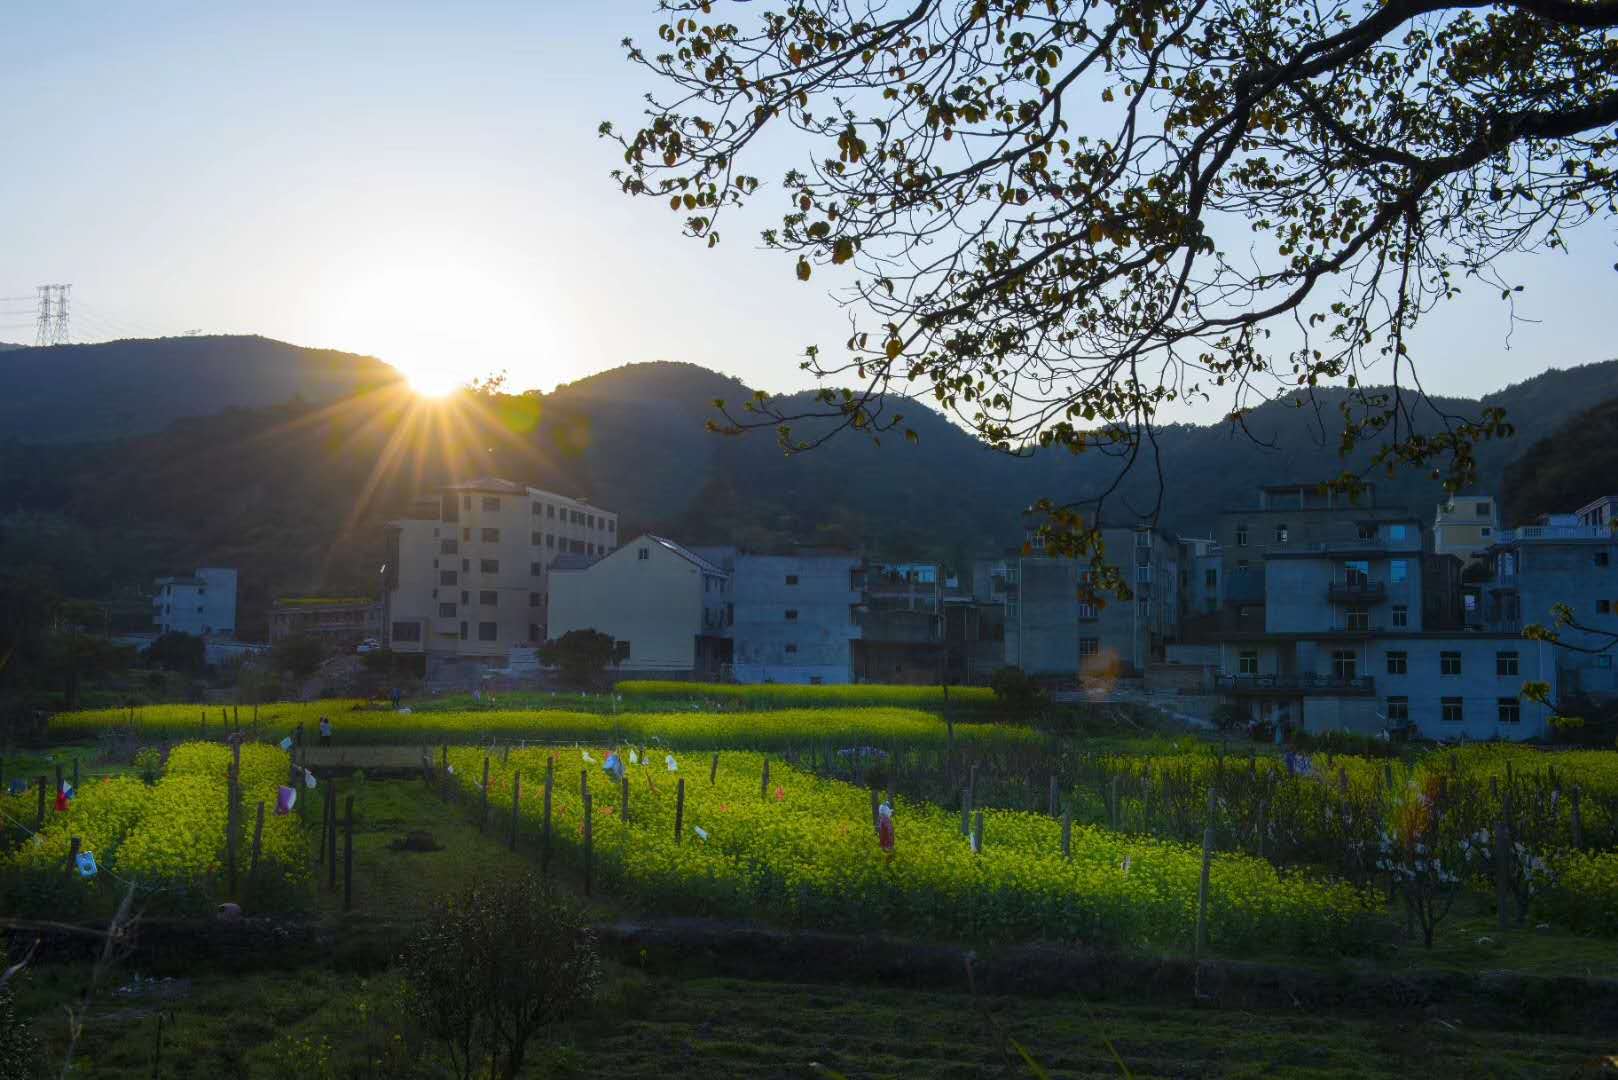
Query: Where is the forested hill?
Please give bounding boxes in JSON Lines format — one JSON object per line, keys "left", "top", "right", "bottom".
{"left": 3, "top": 346, "right": 1618, "bottom": 639}
{"left": 0, "top": 335, "right": 402, "bottom": 443}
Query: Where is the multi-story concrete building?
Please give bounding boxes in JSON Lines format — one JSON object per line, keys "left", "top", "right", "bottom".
{"left": 547, "top": 534, "right": 730, "bottom": 677}
{"left": 1210, "top": 483, "right": 1554, "bottom": 738}
{"left": 152, "top": 568, "right": 237, "bottom": 638}
{"left": 269, "top": 596, "right": 382, "bottom": 646}
{"left": 1483, "top": 502, "right": 1618, "bottom": 697}
{"left": 383, "top": 478, "right": 619, "bottom": 665}
{"left": 710, "top": 549, "right": 862, "bottom": 684}
{"left": 1004, "top": 526, "right": 1180, "bottom": 680}
{"left": 1181, "top": 537, "right": 1222, "bottom": 616}
{"left": 1434, "top": 495, "right": 1500, "bottom": 561}
{"left": 853, "top": 562, "right": 945, "bottom": 683}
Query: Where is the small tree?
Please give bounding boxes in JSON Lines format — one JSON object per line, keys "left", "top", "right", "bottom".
{"left": 540, "top": 629, "right": 617, "bottom": 690}
{"left": 271, "top": 634, "right": 326, "bottom": 681}
{"left": 401, "top": 873, "right": 600, "bottom": 1080}
{"left": 143, "top": 631, "right": 206, "bottom": 674}
{"left": 989, "top": 666, "right": 1045, "bottom": 716}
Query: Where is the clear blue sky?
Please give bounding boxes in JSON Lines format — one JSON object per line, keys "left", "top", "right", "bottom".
{"left": 1, "top": 1, "right": 1613, "bottom": 409}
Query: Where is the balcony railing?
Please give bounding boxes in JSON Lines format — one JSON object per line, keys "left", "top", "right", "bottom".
{"left": 1215, "top": 673, "right": 1375, "bottom": 695}
{"left": 1499, "top": 525, "right": 1612, "bottom": 542}
{"left": 1326, "top": 581, "right": 1388, "bottom": 603}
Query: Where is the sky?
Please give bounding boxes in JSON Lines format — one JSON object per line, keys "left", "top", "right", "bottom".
{"left": 1, "top": 1, "right": 1614, "bottom": 413}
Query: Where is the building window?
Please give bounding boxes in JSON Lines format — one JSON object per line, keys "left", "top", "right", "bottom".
{"left": 1481, "top": 527, "right": 1492, "bottom": 536}
{"left": 531, "top": 562, "right": 543, "bottom": 577}
{"left": 438, "top": 603, "right": 456, "bottom": 618}
{"left": 1496, "top": 650, "right": 1519, "bottom": 676}
{"left": 462, "top": 527, "right": 471, "bottom": 542}
{"left": 785, "top": 575, "right": 799, "bottom": 586}
{"left": 1346, "top": 607, "right": 1370, "bottom": 631}
{"left": 1238, "top": 650, "right": 1258, "bottom": 675}
{"left": 1476, "top": 502, "right": 1491, "bottom": 517}
{"left": 1389, "top": 524, "right": 1408, "bottom": 541}
{"left": 530, "top": 592, "right": 541, "bottom": 608}
{"left": 529, "top": 624, "right": 541, "bottom": 641}
{"left": 532, "top": 531, "right": 543, "bottom": 546}
{"left": 532, "top": 502, "right": 542, "bottom": 516}
{"left": 784, "top": 643, "right": 798, "bottom": 654}
{"left": 1204, "top": 568, "right": 1217, "bottom": 588}
{"left": 1498, "top": 698, "right": 1521, "bottom": 724}
{"left": 482, "top": 496, "right": 500, "bottom": 512}
{"left": 391, "top": 621, "right": 421, "bottom": 642}
{"left": 1080, "top": 637, "right": 1100, "bottom": 658}
{"left": 1135, "top": 565, "right": 1152, "bottom": 584}
{"left": 785, "top": 609, "right": 799, "bottom": 621}
{"left": 638, "top": 547, "right": 650, "bottom": 561}
{"left": 460, "top": 590, "right": 469, "bottom": 605}
{"left": 1357, "top": 523, "right": 1377, "bottom": 541}
{"left": 587, "top": 514, "right": 595, "bottom": 528}
{"left": 547, "top": 535, "right": 555, "bottom": 549}
{"left": 1235, "top": 526, "right": 1248, "bottom": 547}
{"left": 1077, "top": 602, "right": 1097, "bottom": 620}
{"left": 547, "top": 504, "right": 555, "bottom": 518}
{"left": 570, "top": 539, "right": 586, "bottom": 554}
{"left": 478, "top": 621, "right": 498, "bottom": 642}
{"left": 1600, "top": 599, "right": 1613, "bottom": 614}
{"left": 1344, "top": 560, "right": 1369, "bottom": 587}
{"left": 1441, "top": 697, "right": 1464, "bottom": 723}
{"left": 1597, "top": 552, "right": 1610, "bottom": 567}
{"left": 1387, "top": 651, "right": 1407, "bottom": 675}
{"left": 1440, "top": 651, "right": 1462, "bottom": 676}
{"left": 481, "top": 528, "right": 500, "bottom": 543}
{"left": 1332, "top": 650, "right": 1357, "bottom": 680}
{"left": 609, "top": 520, "right": 616, "bottom": 532}
{"left": 481, "top": 559, "right": 500, "bottom": 574}
{"left": 459, "top": 621, "right": 468, "bottom": 641}
{"left": 1275, "top": 523, "right": 1289, "bottom": 543}
{"left": 1386, "top": 696, "right": 1409, "bottom": 723}
{"left": 1390, "top": 559, "right": 1408, "bottom": 584}
{"left": 1392, "top": 605, "right": 1408, "bottom": 628}
{"left": 462, "top": 495, "right": 471, "bottom": 510}
{"left": 440, "top": 539, "right": 458, "bottom": 555}
{"left": 440, "top": 570, "right": 457, "bottom": 586}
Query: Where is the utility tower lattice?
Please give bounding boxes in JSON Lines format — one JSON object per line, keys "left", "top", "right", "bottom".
{"left": 34, "top": 284, "right": 71, "bottom": 345}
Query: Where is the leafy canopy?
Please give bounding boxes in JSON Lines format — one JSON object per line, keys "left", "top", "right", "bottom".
{"left": 605, "top": 0, "right": 1616, "bottom": 550}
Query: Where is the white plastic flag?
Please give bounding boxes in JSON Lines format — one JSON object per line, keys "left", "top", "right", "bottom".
{"left": 665, "top": 754, "right": 678, "bottom": 772}
{"left": 693, "top": 825, "right": 709, "bottom": 841}
{"left": 582, "top": 750, "right": 596, "bottom": 764}
{"left": 629, "top": 749, "right": 640, "bottom": 765}
{"left": 304, "top": 770, "right": 318, "bottom": 789}
{"left": 279, "top": 736, "right": 294, "bottom": 751}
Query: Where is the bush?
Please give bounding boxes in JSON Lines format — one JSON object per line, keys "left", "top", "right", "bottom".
{"left": 0, "top": 988, "right": 40, "bottom": 1080}
{"left": 540, "top": 629, "right": 617, "bottom": 690}
{"left": 989, "top": 666, "right": 1045, "bottom": 714}
{"left": 401, "top": 872, "right": 600, "bottom": 1080}
{"left": 1291, "top": 729, "right": 1397, "bottom": 758}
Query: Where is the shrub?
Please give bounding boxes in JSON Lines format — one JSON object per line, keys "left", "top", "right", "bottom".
{"left": 989, "top": 666, "right": 1045, "bottom": 714}
{"left": 401, "top": 873, "right": 601, "bottom": 1080}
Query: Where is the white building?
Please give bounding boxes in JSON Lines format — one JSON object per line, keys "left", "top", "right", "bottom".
{"left": 152, "top": 568, "right": 237, "bottom": 638}
{"left": 383, "top": 478, "right": 619, "bottom": 664}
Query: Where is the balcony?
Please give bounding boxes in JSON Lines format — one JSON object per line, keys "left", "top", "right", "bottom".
{"left": 1326, "top": 581, "right": 1387, "bottom": 604}
{"left": 1499, "top": 525, "right": 1611, "bottom": 542}
{"left": 1215, "top": 673, "right": 1376, "bottom": 696}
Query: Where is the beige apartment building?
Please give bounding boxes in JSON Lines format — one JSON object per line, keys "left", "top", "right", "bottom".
{"left": 548, "top": 534, "right": 731, "bottom": 677}
{"left": 383, "top": 478, "right": 619, "bottom": 662}
{"left": 1434, "top": 495, "right": 1499, "bottom": 561}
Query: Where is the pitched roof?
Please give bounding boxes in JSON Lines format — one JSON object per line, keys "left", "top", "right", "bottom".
{"left": 445, "top": 477, "right": 527, "bottom": 494}
{"left": 638, "top": 534, "right": 729, "bottom": 576}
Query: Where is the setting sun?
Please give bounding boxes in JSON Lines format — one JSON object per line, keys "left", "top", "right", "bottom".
{"left": 402, "top": 362, "right": 462, "bottom": 398}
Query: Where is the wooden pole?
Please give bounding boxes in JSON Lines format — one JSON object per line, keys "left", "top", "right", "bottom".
{"left": 710, "top": 753, "right": 720, "bottom": 785}
{"left": 510, "top": 772, "right": 522, "bottom": 852}
{"left": 1195, "top": 789, "right": 1215, "bottom": 958}
{"left": 541, "top": 757, "right": 553, "bottom": 870}
{"left": 1495, "top": 817, "right": 1511, "bottom": 929}
{"left": 1061, "top": 809, "right": 1072, "bottom": 860}
{"left": 582, "top": 789, "right": 593, "bottom": 896}
{"left": 226, "top": 767, "right": 239, "bottom": 898}
{"left": 1571, "top": 785, "right": 1584, "bottom": 850}
{"left": 343, "top": 795, "right": 354, "bottom": 912}
{"left": 674, "top": 778, "right": 685, "bottom": 844}
{"left": 250, "top": 801, "right": 265, "bottom": 879}
{"left": 480, "top": 756, "right": 490, "bottom": 832}
{"left": 326, "top": 784, "right": 338, "bottom": 890}
{"left": 66, "top": 836, "right": 81, "bottom": 879}
{"left": 580, "top": 768, "right": 589, "bottom": 803}
{"left": 972, "top": 810, "right": 984, "bottom": 854}
{"left": 761, "top": 757, "right": 770, "bottom": 800}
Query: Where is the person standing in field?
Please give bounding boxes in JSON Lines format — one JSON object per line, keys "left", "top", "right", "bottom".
{"left": 319, "top": 716, "right": 332, "bottom": 747}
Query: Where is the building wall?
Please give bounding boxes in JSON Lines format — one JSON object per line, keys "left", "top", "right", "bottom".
{"left": 1367, "top": 636, "right": 1554, "bottom": 740}
{"left": 547, "top": 540, "right": 708, "bottom": 673}
{"left": 383, "top": 480, "right": 619, "bottom": 663}
{"left": 1434, "top": 496, "right": 1499, "bottom": 560}
{"left": 731, "top": 554, "right": 860, "bottom": 683}
{"left": 269, "top": 600, "right": 381, "bottom": 644}
{"left": 153, "top": 568, "right": 237, "bottom": 638}
{"left": 384, "top": 518, "right": 443, "bottom": 654}
{"left": 1264, "top": 544, "right": 1423, "bottom": 635}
